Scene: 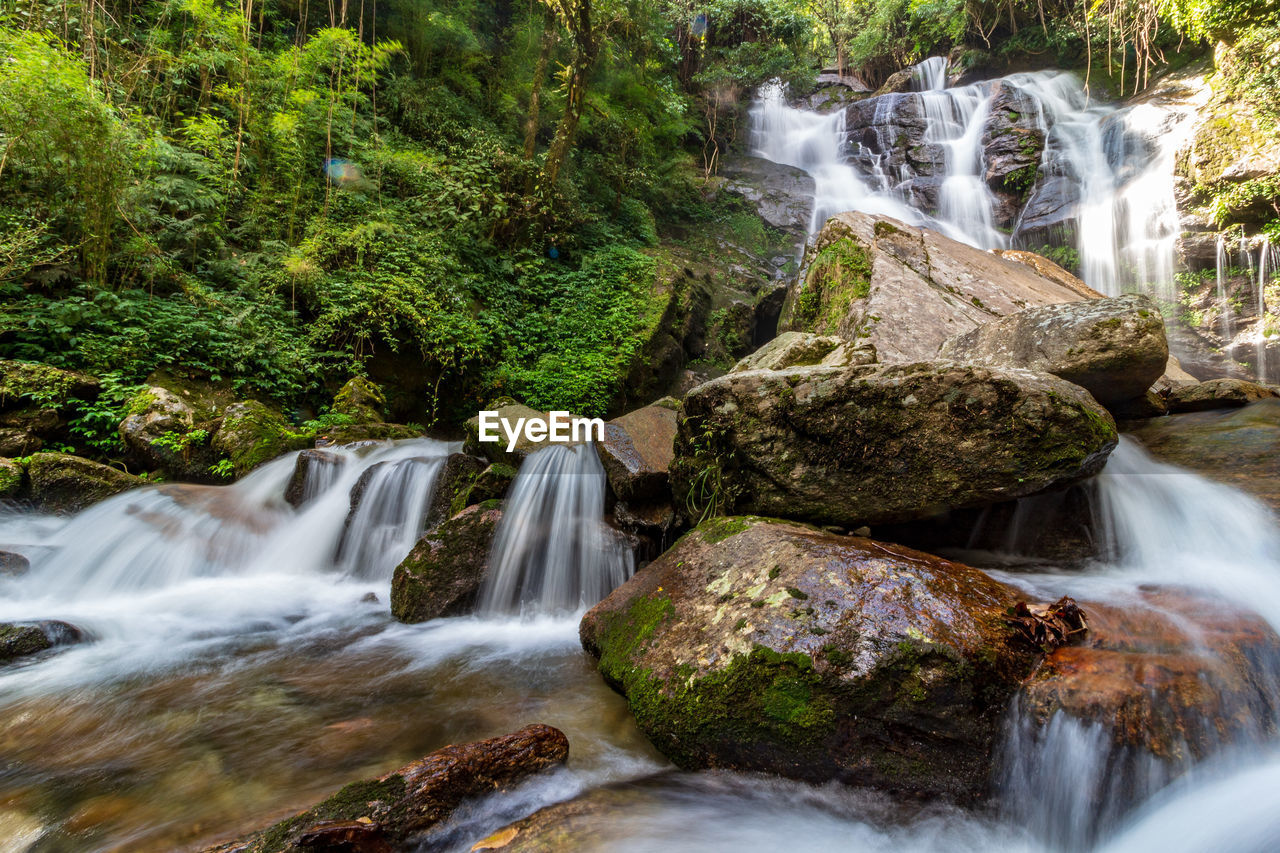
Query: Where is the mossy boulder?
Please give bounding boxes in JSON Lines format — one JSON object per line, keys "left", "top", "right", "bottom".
{"left": 670, "top": 361, "right": 1117, "bottom": 529}
{"left": 0, "top": 360, "right": 100, "bottom": 455}
{"left": 580, "top": 517, "right": 1040, "bottom": 799}
{"left": 27, "top": 452, "right": 143, "bottom": 513}
{"left": 201, "top": 724, "right": 569, "bottom": 853}
{"left": 425, "top": 453, "right": 488, "bottom": 532}
{"left": 452, "top": 462, "right": 517, "bottom": 510}
{"left": 0, "top": 623, "right": 52, "bottom": 664}
{"left": 212, "top": 401, "right": 310, "bottom": 476}
{"left": 0, "top": 457, "right": 23, "bottom": 499}
{"left": 779, "top": 213, "right": 1089, "bottom": 362}
{"left": 938, "top": 293, "right": 1169, "bottom": 407}
{"left": 390, "top": 503, "right": 503, "bottom": 624}
{"left": 118, "top": 377, "right": 229, "bottom": 481}
{"left": 332, "top": 376, "right": 388, "bottom": 423}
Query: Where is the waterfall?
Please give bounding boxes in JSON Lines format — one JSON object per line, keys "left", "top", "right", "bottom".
{"left": 993, "top": 437, "right": 1280, "bottom": 849}
{"left": 334, "top": 455, "right": 447, "bottom": 580}
{"left": 749, "top": 58, "right": 1198, "bottom": 298}
{"left": 1216, "top": 234, "right": 1234, "bottom": 349}
{"left": 478, "top": 443, "right": 633, "bottom": 616}
{"left": 911, "top": 56, "right": 947, "bottom": 91}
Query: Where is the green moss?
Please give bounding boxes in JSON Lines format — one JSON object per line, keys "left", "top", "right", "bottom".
{"left": 0, "top": 623, "right": 52, "bottom": 663}
{"left": 0, "top": 360, "right": 91, "bottom": 409}
{"left": 250, "top": 774, "right": 408, "bottom": 851}
{"left": 698, "top": 515, "right": 754, "bottom": 544}
{"left": 0, "top": 460, "right": 23, "bottom": 498}
{"left": 792, "top": 238, "right": 872, "bottom": 335}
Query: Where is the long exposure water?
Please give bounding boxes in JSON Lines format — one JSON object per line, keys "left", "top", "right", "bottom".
{"left": 1, "top": 431, "right": 1279, "bottom": 851}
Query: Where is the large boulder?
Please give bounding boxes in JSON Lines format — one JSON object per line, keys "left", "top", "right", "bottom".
{"left": 938, "top": 294, "right": 1169, "bottom": 406}
{"left": 670, "top": 361, "right": 1116, "bottom": 528}
{"left": 596, "top": 400, "right": 679, "bottom": 503}
{"left": 212, "top": 401, "right": 310, "bottom": 476}
{"left": 580, "top": 518, "right": 1040, "bottom": 799}
{"left": 390, "top": 503, "right": 503, "bottom": 624}
{"left": 202, "top": 724, "right": 569, "bottom": 853}
{"left": 118, "top": 378, "right": 229, "bottom": 480}
{"left": 720, "top": 157, "right": 814, "bottom": 237}
{"left": 331, "top": 376, "right": 388, "bottom": 423}
{"left": 779, "top": 213, "right": 1090, "bottom": 361}
{"left": 27, "top": 453, "right": 143, "bottom": 513}
{"left": 1125, "top": 399, "right": 1280, "bottom": 512}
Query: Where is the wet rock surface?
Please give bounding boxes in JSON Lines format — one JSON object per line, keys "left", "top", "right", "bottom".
{"left": 390, "top": 503, "right": 503, "bottom": 623}
{"left": 202, "top": 724, "right": 570, "bottom": 852}
{"left": 580, "top": 518, "right": 1039, "bottom": 800}
{"left": 26, "top": 452, "right": 144, "bottom": 513}
{"left": 284, "top": 449, "right": 346, "bottom": 509}
{"left": 779, "top": 213, "right": 1089, "bottom": 362}
{"left": 671, "top": 361, "right": 1116, "bottom": 528}
{"left": 1166, "top": 378, "right": 1278, "bottom": 413}
{"left": 596, "top": 400, "right": 679, "bottom": 503}
{"left": 938, "top": 293, "right": 1169, "bottom": 406}
{"left": 1124, "top": 399, "right": 1280, "bottom": 511}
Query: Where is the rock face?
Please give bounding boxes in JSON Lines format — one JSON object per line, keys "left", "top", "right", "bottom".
{"left": 720, "top": 157, "right": 814, "bottom": 236}
{"left": 1125, "top": 399, "right": 1280, "bottom": 512}
{"left": 938, "top": 294, "right": 1169, "bottom": 406}
{"left": 203, "top": 724, "right": 570, "bottom": 853}
{"left": 580, "top": 518, "right": 1039, "bottom": 799}
{"left": 118, "top": 375, "right": 235, "bottom": 481}
{"left": 212, "top": 401, "right": 311, "bottom": 476}
{"left": 778, "top": 213, "right": 1090, "bottom": 361}
{"left": 730, "top": 331, "right": 876, "bottom": 373}
{"left": 390, "top": 504, "right": 503, "bottom": 624}
{"left": 596, "top": 400, "right": 679, "bottom": 503}
{"left": 26, "top": 453, "right": 143, "bottom": 513}
{"left": 670, "top": 362, "right": 1117, "bottom": 528}
{"left": 424, "top": 453, "right": 489, "bottom": 531}
{"left": 1166, "top": 378, "right": 1278, "bottom": 413}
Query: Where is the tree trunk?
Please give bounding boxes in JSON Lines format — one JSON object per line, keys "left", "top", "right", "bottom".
{"left": 539, "top": 0, "right": 597, "bottom": 191}
{"left": 524, "top": 14, "right": 558, "bottom": 163}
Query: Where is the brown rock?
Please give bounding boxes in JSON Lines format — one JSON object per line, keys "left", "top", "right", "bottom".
{"left": 1167, "top": 378, "right": 1278, "bottom": 413}
{"left": 203, "top": 724, "right": 570, "bottom": 852}
{"left": 596, "top": 401, "right": 678, "bottom": 502}
{"left": 390, "top": 504, "right": 503, "bottom": 624}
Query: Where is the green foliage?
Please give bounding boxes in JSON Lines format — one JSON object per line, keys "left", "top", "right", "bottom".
{"left": 66, "top": 372, "right": 143, "bottom": 457}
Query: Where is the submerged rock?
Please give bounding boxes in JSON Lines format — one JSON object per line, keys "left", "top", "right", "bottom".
{"left": 390, "top": 503, "right": 503, "bottom": 624}
{"left": 779, "top": 213, "right": 1089, "bottom": 362}
{"left": 938, "top": 294, "right": 1169, "bottom": 406}
{"left": 580, "top": 517, "right": 1039, "bottom": 800}
{"left": 597, "top": 400, "right": 679, "bottom": 503}
{"left": 1166, "top": 378, "right": 1278, "bottom": 413}
{"left": 670, "top": 361, "right": 1116, "bottom": 528}
{"left": 0, "top": 623, "right": 51, "bottom": 663}
{"left": 0, "top": 550, "right": 30, "bottom": 576}
{"left": 27, "top": 452, "right": 143, "bottom": 513}
{"left": 202, "top": 724, "right": 569, "bottom": 852}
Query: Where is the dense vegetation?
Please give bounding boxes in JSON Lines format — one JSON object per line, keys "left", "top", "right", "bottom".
{"left": 0, "top": 0, "right": 1273, "bottom": 445}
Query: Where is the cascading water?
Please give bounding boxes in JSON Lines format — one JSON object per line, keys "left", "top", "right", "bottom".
{"left": 991, "top": 437, "right": 1280, "bottom": 850}
{"left": 1216, "top": 233, "right": 1234, "bottom": 349}
{"left": 478, "top": 443, "right": 633, "bottom": 615}
{"left": 749, "top": 58, "right": 1200, "bottom": 299}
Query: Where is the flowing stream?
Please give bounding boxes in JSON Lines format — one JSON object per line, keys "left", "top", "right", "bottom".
{"left": 2, "top": 433, "right": 1279, "bottom": 851}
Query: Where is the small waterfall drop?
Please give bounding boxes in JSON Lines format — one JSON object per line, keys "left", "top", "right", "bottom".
{"left": 334, "top": 455, "right": 447, "bottom": 580}
{"left": 994, "top": 437, "right": 1280, "bottom": 849}
{"left": 478, "top": 443, "right": 633, "bottom": 615}
{"left": 911, "top": 56, "right": 947, "bottom": 91}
